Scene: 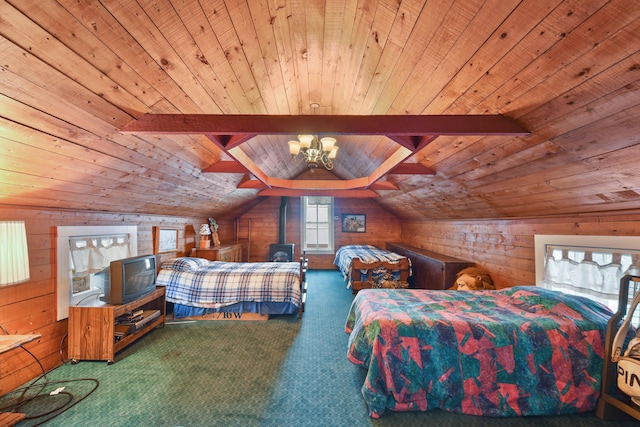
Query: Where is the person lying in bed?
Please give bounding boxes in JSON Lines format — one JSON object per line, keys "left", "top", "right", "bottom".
{"left": 449, "top": 267, "right": 495, "bottom": 290}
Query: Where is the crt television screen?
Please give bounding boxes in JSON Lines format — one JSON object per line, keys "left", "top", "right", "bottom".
{"left": 124, "top": 257, "right": 156, "bottom": 296}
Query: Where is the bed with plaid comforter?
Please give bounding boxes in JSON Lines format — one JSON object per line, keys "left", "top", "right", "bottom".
{"left": 333, "top": 245, "right": 409, "bottom": 287}
{"left": 345, "top": 286, "right": 613, "bottom": 418}
{"left": 156, "top": 257, "right": 302, "bottom": 317}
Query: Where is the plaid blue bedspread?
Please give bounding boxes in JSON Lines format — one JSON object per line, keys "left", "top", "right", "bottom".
{"left": 333, "top": 245, "right": 408, "bottom": 286}
{"left": 345, "top": 286, "right": 613, "bottom": 418}
{"left": 157, "top": 261, "right": 302, "bottom": 309}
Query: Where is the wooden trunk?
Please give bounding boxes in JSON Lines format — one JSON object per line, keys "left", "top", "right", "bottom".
{"left": 387, "top": 242, "right": 475, "bottom": 290}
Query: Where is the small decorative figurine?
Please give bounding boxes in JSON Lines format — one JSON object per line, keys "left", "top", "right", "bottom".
{"left": 208, "top": 218, "right": 221, "bottom": 247}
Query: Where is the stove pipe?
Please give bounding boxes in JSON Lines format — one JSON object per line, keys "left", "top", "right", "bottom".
{"left": 278, "top": 196, "right": 288, "bottom": 244}
{"left": 269, "top": 197, "right": 294, "bottom": 262}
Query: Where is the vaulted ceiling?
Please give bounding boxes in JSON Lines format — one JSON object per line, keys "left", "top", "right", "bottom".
{"left": 0, "top": 1, "right": 639, "bottom": 221}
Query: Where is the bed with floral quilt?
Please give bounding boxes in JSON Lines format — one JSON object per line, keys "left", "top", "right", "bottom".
{"left": 345, "top": 286, "right": 614, "bottom": 418}
{"left": 334, "top": 245, "right": 411, "bottom": 293}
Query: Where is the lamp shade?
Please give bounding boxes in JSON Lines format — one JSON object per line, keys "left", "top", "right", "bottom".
{"left": 0, "top": 221, "right": 30, "bottom": 285}
{"left": 320, "top": 137, "right": 336, "bottom": 152}
{"left": 297, "top": 134, "right": 313, "bottom": 149}
{"left": 199, "top": 224, "right": 212, "bottom": 235}
{"left": 288, "top": 140, "right": 301, "bottom": 155}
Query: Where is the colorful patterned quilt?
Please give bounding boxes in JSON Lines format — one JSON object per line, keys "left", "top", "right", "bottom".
{"left": 157, "top": 259, "right": 301, "bottom": 309}
{"left": 345, "top": 287, "right": 613, "bottom": 418}
{"left": 334, "top": 245, "right": 408, "bottom": 286}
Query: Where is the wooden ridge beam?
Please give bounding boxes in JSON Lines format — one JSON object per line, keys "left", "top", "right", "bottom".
{"left": 121, "top": 114, "right": 529, "bottom": 136}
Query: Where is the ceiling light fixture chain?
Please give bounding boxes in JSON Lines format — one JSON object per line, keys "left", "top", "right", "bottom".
{"left": 288, "top": 134, "right": 339, "bottom": 171}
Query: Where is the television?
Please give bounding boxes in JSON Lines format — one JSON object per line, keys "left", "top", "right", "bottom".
{"left": 102, "top": 254, "right": 157, "bottom": 305}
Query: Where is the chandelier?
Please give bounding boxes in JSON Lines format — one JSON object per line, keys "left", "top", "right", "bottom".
{"left": 288, "top": 134, "right": 339, "bottom": 171}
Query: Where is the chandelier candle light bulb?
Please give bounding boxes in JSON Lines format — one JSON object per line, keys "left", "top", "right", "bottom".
{"left": 288, "top": 134, "right": 339, "bottom": 171}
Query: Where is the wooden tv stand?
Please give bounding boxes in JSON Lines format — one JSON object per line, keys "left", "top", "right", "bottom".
{"left": 68, "top": 287, "right": 165, "bottom": 364}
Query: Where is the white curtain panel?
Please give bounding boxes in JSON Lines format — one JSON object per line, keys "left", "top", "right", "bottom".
{"left": 0, "top": 221, "right": 30, "bottom": 286}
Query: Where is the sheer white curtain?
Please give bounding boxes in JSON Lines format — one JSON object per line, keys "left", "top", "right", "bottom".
{"left": 69, "top": 235, "right": 131, "bottom": 277}
{"left": 0, "top": 221, "right": 30, "bottom": 286}
{"left": 542, "top": 246, "right": 640, "bottom": 312}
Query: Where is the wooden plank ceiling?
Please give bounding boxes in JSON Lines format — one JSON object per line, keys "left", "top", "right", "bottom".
{"left": 0, "top": 0, "right": 639, "bottom": 220}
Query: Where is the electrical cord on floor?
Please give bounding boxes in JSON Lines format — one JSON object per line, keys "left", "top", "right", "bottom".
{"left": 0, "top": 324, "right": 100, "bottom": 426}
{"left": 59, "top": 333, "right": 68, "bottom": 365}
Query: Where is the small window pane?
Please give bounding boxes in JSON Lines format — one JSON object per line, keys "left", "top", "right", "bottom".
{"left": 567, "top": 251, "right": 584, "bottom": 262}
{"left": 592, "top": 252, "right": 613, "bottom": 265}
{"left": 302, "top": 197, "right": 334, "bottom": 253}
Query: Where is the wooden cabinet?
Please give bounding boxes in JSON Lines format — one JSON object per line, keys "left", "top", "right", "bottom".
{"left": 386, "top": 242, "right": 475, "bottom": 290}
{"left": 68, "top": 287, "right": 165, "bottom": 364}
{"left": 191, "top": 243, "right": 243, "bottom": 262}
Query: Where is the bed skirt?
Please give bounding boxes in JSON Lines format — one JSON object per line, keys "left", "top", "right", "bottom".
{"left": 172, "top": 301, "right": 299, "bottom": 318}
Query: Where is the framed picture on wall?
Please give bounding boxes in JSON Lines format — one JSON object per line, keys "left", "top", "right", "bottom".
{"left": 342, "top": 214, "right": 366, "bottom": 233}
{"left": 153, "top": 226, "right": 178, "bottom": 253}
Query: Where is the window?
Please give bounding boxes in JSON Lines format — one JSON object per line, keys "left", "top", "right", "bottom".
{"left": 302, "top": 196, "right": 334, "bottom": 253}
{"left": 535, "top": 235, "right": 640, "bottom": 314}
{"left": 69, "top": 234, "right": 131, "bottom": 306}
{"left": 56, "top": 225, "right": 138, "bottom": 320}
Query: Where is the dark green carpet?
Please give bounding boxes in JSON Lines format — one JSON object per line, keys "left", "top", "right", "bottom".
{"left": 4, "top": 270, "right": 639, "bottom": 426}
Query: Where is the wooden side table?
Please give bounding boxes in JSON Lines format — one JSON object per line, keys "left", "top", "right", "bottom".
{"left": 0, "top": 334, "right": 40, "bottom": 354}
{"left": 0, "top": 334, "right": 41, "bottom": 426}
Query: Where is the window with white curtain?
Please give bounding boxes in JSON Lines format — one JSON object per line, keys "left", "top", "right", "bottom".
{"left": 69, "top": 234, "right": 131, "bottom": 299}
{"left": 56, "top": 225, "right": 137, "bottom": 320}
{"left": 302, "top": 196, "right": 334, "bottom": 253}
{"left": 535, "top": 235, "right": 640, "bottom": 315}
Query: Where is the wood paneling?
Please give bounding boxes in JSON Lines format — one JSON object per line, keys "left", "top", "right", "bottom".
{"left": 0, "top": 206, "right": 213, "bottom": 394}
{"left": 1, "top": 0, "right": 640, "bottom": 401}
{"left": 0, "top": 1, "right": 638, "bottom": 221}
{"left": 400, "top": 213, "right": 640, "bottom": 289}
{"left": 235, "top": 195, "right": 402, "bottom": 270}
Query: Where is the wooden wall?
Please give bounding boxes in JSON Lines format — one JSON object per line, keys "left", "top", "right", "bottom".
{"left": 235, "top": 196, "right": 403, "bottom": 269}
{"left": 4, "top": 200, "right": 640, "bottom": 396}
{"left": 400, "top": 212, "right": 640, "bottom": 289}
{"left": 0, "top": 206, "right": 232, "bottom": 395}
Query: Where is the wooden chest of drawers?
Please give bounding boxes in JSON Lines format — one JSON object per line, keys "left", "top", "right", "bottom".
{"left": 191, "top": 243, "right": 243, "bottom": 262}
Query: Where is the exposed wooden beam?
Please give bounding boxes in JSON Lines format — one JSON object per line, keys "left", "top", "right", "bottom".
{"left": 389, "top": 163, "right": 436, "bottom": 175}
{"left": 258, "top": 189, "right": 379, "bottom": 198}
{"left": 204, "top": 135, "right": 271, "bottom": 187}
{"left": 364, "top": 147, "right": 414, "bottom": 188}
{"left": 122, "top": 114, "right": 529, "bottom": 136}
{"left": 386, "top": 135, "right": 437, "bottom": 151}
{"left": 237, "top": 175, "right": 267, "bottom": 189}
{"left": 203, "top": 161, "right": 247, "bottom": 173}
{"left": 226, "top": 147, "right": 271, "bottom": 188}
{"left": 369, "top": 181, "right": 399, "bottom": 190}
{"left": 206, "top": 133, "right": 257, "bottom": 150}
{"left": 267, "top": 177, "right": 370, "bottom": 190}
{"left": 123, "top": 114, "right": 527, "bottom": 192}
